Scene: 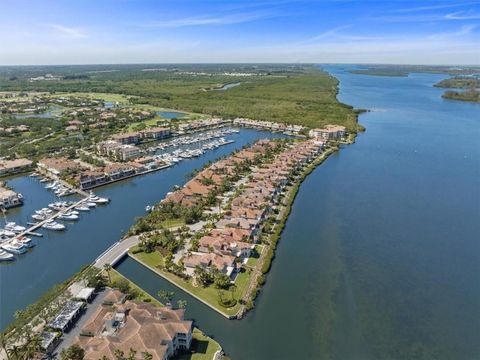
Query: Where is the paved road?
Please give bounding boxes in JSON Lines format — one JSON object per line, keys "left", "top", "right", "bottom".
{"left": 53, "top": 289, "right": 109, "bottom": 358}
{"left": 94, "top": 221, "right": 207, "bottom": 269}
{"left": 94, "top": 235, "right": 139, "bottom": 268}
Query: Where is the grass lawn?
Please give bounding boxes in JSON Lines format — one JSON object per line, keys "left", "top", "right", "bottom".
{"left": 130, "top": 251, "right": 252, "bottom": 317}
{"left": 109, "top": 269, "right": 163, "bottom": 306}
{"left": 245, "top": 244, "right": 264, "bottom": 267}
{"left": 129, "top": 248, "right": 165, "bottom": 268}
{"left": 50, "top": 91, "right": 132, "bottom": 103}
{"left": 126, "top": 116, "right": 163, "bottom": 131}
{"left": 161, "top": 218, "right": 186, "bottom": 228}
{"left": 177, "top": 328, "right": 222, "bottom": 360}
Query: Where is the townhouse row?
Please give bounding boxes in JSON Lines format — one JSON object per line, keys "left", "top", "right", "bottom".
{"left": 168, "top": 139, "right": 324, "bottom": 279}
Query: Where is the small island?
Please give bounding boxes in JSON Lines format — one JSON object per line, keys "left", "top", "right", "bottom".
{"left": 349, "top": 69, "right": 408, "bottom": 77}
{"left": 434, "top": 76, "right": 480, "bottom": 103}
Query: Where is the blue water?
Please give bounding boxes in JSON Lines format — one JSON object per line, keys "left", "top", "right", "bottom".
{"left": 0, "top": 128, "right": 286, "bottom": 329}
{"left": 213, "top": 82, "right": 241, "bottom": 91}
{"left": 156, "top": 111, "right": 187, "bottom": 119}
{"left": 116, "top": 66, "right": 480, "bottom": 359}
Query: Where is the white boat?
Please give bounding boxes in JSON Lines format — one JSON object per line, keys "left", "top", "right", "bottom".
{"left": 0, "top": 250, "right": 15, "bottom": 261}
{"left": 42, "top": 220, "right": 65, "bottom": 231}
{"left": 69, "top": 210, "right": 80, "bottom": 215}
{"left": 32, "top": 214, "right": 47, "bottom": 221}
{"left": 5, "top": 222, "right": 26, "bottom": 233}
{"left": 58, "top": 213, "right": 79, "bottom": 221}
{"left": 145, "top": 205, "right": 153, "bottom": 212}
{"left": 0, "top": 229, "right": 16, "bottom": 237}
{"left": 88, "top": 195, "right": 109, "bottom": 204}
{"left": 85, "top": 202, "right": 97, "bottom": 208}
{"left": 1, "top": 242, "right": 26, "bottom": 254}
{"left": 17, "top": 236, "right": 34, "bottom": 248}
{"left": 45, "top": 181, "right": 58, "bottom": 189}
{"left": 75, "top": 206, "right": 90, "bottom": 212}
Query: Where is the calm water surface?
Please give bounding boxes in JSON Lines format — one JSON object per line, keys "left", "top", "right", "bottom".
{"left": 117, "top": 66, "right": 480, "bottom": 360}
{"left": 0, "top": 129, "right": 285, "bottom": 329}
{"left": 156, "top": 111, "right": 187, "bottom": 119}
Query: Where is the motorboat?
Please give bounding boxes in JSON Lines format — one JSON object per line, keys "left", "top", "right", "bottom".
{"left": 17, "top": 236, "right": 34, "bottom": 248}
{"left": 5, "top": 222, "right": 26, "bottom": 233}
{"left": 0, "top": 250, "right": 15, "bottom": 261}
{"left": 0, "top": 229, "right": 16, "bottom": 237}
{"left": 145, "top": 205, "right": 153, "bottom": 212}
{"left": 42, "top": 220, "right": 65, "bottom": 231}
{"left": 85, "top": 202, "right": 97, "bottom": 208}
{"left": 1, "top": 242, "right": 27, "bottom": 254}
{"left": 75, "top": 206, "right": 90, "bottom": 212}
{"left": 88, "top": 195, "right": 109, "bottom": 204}
{"left": 45, "top": 181, "right": 58, "bottom": 189}
{"left": 58, "top": 213, "right": 79, "bottom": 221}
{"left": 32, "top": 214, "right": 47, "bottom": 221}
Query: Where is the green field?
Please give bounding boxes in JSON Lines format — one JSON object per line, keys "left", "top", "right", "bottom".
{"left": 0, "top": 65, "right": 359, "bottom": 132}
{"left": 129, "top": 250, "right": 250, "bottom": 317}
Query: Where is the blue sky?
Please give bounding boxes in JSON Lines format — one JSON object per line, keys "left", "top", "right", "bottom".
{"left": 1, "top": 0, "right": 479, "bottom": 65}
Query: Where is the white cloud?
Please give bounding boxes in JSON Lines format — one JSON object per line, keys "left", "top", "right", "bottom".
{"left": 143, "top": 11, "right": 281, "bottom": 28}
{"left": 47, "top": 24, "right": 88, "bottom": 39}
{"left": 392, "top": 2, "right": 479, "bottom": 14}
{"left": 444, "top": 10, "right": 480, "bottom": 20}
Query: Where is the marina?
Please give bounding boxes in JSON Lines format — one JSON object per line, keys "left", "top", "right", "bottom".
{"left": 0, "top": 128, "right": 288, "bottom": 329}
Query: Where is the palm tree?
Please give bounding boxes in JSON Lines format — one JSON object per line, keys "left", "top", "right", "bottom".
{"left": 7, "top": 345, "right": 21, "bottom": 360}
{"left": 22, "top": 335, "right": 42, "bottom": 360}
{"left": 0, "top": 334, "right": 12, "bottom": 360}
{"left": 157, "top": 290, "right": 175, "bottom": 306}
{"left": 103, "top": 263, "right": 112, "bottom": 284}
{"left": 113, "top": 349, "right": 125, "bottom": 360}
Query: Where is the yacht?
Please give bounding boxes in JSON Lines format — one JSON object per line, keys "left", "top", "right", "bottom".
{"left": 17, "top": 236, "right": 34, "bottom": 248}
{"left": 5, "top": 222, "right": 26, "bottom": 233}
{"left": 58, "top": 213, "right": 79, "bottom": 221}
{"left": 88, "top": 195, "right": 109, "bottom": 204}
{"left": 32, "top": 214, "right": 47, "bottom": 221}
{"left": 0, "top": 250, "right": 15, "bottom": 261}
{"left": 0, "top": 229, "right": 16, "bottom": 237}
{"left": 45, "top": 181, "right": 58, "bottom": 189}
{"left": 75, "top": 205, "right": 90, "bottom": 212}
{"left": 85, "top": 202, "right": 97, "bottom": 208}
{"left": 1, "top": 242, "right": 26, "bottom": 254}
{"left": 42, "top": 220, "right": 66, "bottom": 231}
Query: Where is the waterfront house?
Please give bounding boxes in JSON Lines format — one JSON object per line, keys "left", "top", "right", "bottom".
{"left": 0, "top": 158, "right": 33, "bottom": 176}
{"left": 103, "top": 163, "right": 135, "bottom": 180}
{"left": 0, "top": 186, "right": 23, "bottom": 209}
{"left": 112, "top": 131, "right": 141, "bottom": 145}
{"left": 38, "top": 157, "right": 79, "bottom": 178}
{"left": 78, "top": 170, "right": 107, "bottom": 189}
{"left": 116, "top": 144, "right": 140, "bottom": 161}
{"left": 183, "top": 252, "right": 236, "bottom": 277}
{"left": 77, "top": 296, "right": 192, "bottom": 360}
{"left": 309, "top": 125, "right": 346, "bottom": 140}
{"left": 141, "top": 126, "right": 171, "bottom": 140}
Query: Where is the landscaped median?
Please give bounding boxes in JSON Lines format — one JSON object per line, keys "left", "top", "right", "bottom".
{"left": 128, "top": 246, "right": 248, "bottom": 318}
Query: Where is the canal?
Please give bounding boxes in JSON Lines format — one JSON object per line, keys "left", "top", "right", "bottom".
{"left": 0, "top": 128, "right": 286, "bottom": 329}
{"left": 117, "top": 66, "right": 480, "bottom": 359}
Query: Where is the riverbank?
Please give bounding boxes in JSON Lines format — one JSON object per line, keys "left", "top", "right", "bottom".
{"left": 124, "top": 137, "right": 350, "bottom": 320}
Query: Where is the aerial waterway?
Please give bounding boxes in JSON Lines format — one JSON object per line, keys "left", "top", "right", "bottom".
{"left": 0, "top": 128, "right": 287, "bottom": 329}
{"left": 117, "top": 66, "right": 480, "bottom": 359}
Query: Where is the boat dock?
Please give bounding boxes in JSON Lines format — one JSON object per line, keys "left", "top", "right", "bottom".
{"left": 9, "top": 197, "right": 89, "bottom": 241}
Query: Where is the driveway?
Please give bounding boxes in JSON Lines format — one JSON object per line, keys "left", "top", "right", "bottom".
{"left": 53, "top": 289, "right": 109, "bottom": 358}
